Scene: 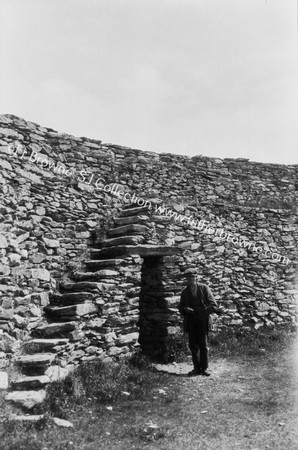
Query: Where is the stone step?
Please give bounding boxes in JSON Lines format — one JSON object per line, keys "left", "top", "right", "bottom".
{"left": 119, "top": 206, "right": 150, "bottom": 217}
{"left": 107, "top": 224, "right": 148, "bottom": 237}
{"left": 0, "top": 372, "right": 8, "bottom": 389}
{"left": 15, "top": 353, "right": 56, "bottom": 369}
{"left": 50, "top": 292, "right": 95, "bottom": 306}
{"left": 84, "top": 259, "right": 124, "bottom": 271}
{"left": 9, "top": 414, "right": 45, "bottom": 422}
{"left": 101, "top": 235, "right": 145, "bottom": 247}
{"left": 45, "top": 302, "right": 98, "bottom": 320}
{"left": 113, "top": 215, "right": 149, "bottom": 226}
{"left": 89, "top": 258, "right": 125, "bottom": 267}
{"left": 90, "top": 247, "right": 131, "bottom": 259}
{"left": 11, "top": 375, "right": 50, "bottom": 390}
{"left": 60, "top": 281, "right": 106, "bottom": 292}
{"left": 22, "top": 338, "right": 69, "bottom": 352}
{"left": 71, "top": 271, "right": 103, "bottom": 282}
{"left": 71, "top": 271, "right": 118, "bottom": 284}
{"left": 34, "top": 322, "right": 77, "bottom": 338}
{"left": 45, "top": 364, "right": 74, "bottom": 382}
{"left": 5, "top": 390, "right": 47, "bottom": 410}
{"left": 73, "top": 269, "right": 119, "bottom": 281}
{"left": 91, "top": 245, "right": 178, "bottom": 259}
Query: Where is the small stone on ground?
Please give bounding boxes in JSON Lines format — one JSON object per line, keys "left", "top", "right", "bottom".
{"left": 53, "top": 417, "right": 74, "bottom": 428}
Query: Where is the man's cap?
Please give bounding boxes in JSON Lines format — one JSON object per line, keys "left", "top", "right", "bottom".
{"left": 185, "top": 268, "right": 198, "bottom": 276}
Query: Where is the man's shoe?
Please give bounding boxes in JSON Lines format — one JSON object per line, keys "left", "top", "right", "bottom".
{"left": 187, "top": 369, "right": 201, "bottom": 377}
{"left": 202, "top": 370, "right": 211, "bottom": 377}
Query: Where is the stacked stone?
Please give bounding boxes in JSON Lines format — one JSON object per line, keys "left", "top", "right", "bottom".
{"left": 5, "top": 335, "right": 74, "bottom": 410}
{"left": 78, "top": 203, "right": 176, "bottom": 360}
{"left": 0, "top": 113, "right": 297, "bottom": 375}
{"left": 25, "top": 205, "right": 152, "bottom": 366}
{"left": 151, "top": 211, "right": 297, "bottom": 331}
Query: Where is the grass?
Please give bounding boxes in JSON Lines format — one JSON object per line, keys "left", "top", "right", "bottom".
{"left": 39, "top": 354, "right": 164, "bottom": 419}
{"left": 209, "top": 323, "right": 296, "bottom": 356}
{"left": 155, "top": 333, "right": 189, "bottom": 363}
{"left": 0, "top": 326, "right": 297, "bottom": 449}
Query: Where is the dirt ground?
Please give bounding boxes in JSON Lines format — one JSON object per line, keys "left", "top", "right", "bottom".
{"left": 152, "top": 337, "right": 298, "bottom": 450}
{"left": 1, "top": 333, "right": 298, "bottom": 450}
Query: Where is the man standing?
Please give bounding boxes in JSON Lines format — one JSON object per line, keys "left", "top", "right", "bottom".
{"left": 179, "top": 268, "right": 220, "bottom": 377}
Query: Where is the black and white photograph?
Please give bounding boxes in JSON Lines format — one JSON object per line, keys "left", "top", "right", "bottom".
{"left": 0, "top": 1, "right": 297, "bottom": 449}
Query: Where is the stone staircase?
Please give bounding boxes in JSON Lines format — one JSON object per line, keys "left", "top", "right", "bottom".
{"left": 5, "top": 203, "right": 177, "bottom": 413}
{"left": 6, "top": 338, "right": 72, "bottom": 410}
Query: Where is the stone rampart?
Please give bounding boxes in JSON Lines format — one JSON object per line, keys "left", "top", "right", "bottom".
{"left": 0, "top": 114, "right": 297, "bottom": 371}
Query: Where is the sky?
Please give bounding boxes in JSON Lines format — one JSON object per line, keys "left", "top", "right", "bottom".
{"left": 1, "top": 0, "right": 297, "bottom": 164}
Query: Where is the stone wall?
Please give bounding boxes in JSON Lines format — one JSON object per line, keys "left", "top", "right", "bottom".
{"left": 0, "top": 114, "right": 297, "bottom": 370}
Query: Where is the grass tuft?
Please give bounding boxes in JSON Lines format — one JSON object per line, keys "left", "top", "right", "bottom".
{"left": 155, "top": 333, "right": 189, "bottom": 363}
{"left": 37, "top": 352, "right": 169, "bottom": 418}
{"left": 210, "top": 323, "right": 296, "bottom": 357}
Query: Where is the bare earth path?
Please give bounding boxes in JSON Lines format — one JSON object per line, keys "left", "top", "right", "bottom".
{"left": 153, "top": 349, "right": 298, "bottom": 450}
{"left": 117, "top": 336, "right": 298, "bottom": 450}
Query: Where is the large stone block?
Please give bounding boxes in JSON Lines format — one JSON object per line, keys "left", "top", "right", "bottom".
{"left": 108, "top": 224, "right": 148, "bottom": 237}
{"left": 16, "top": 353, "right": 56, "bottom": 368}
{"left": 50, "top": 292, "right": 95, "bottom": 306}
{"left": 0, "top": 371, "right": 8, "bottom": 389}
{"left": 113, "top": 215, "right": 149, "bottom": 226}
{"left": 120, "top": 206, "right": 150, "bottom": 217}
{"left": 102, "top": 235, "right": 145, "bottom": 247}
{"left": 60, "top": 281, "right": 104, "bottom": 292}
{"left": 6, "top": 390, "right": 46, "bottom": 409}
{"left": 42, "top": 237, "right": 60, "bottom": 248}
{"left": 45, "top": 303, "right": 98, "bottom": 318}
{"left": 35, "top": 322, "right": 76, "bottom": 337}
{"left": 117, "top": 332, "right": 138, "bottom": 344}
{"left": 0, "top": 236, "right": 8, "bottom": 248}
{"left": 30, "top": 269, "right": 50, "bottom": 281}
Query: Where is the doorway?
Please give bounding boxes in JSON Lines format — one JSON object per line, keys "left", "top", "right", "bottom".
{"left": 138, "top": 255, "right": 180, "bottom": 358}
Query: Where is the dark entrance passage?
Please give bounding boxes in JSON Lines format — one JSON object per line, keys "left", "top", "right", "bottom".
{"left": 138, "top": 256, "right": 167, "bottom": 357}
{"left": 138, "top": 255, "right": 180, "bottom": 358}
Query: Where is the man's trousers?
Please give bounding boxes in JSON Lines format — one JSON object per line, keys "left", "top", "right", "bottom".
{"left": 187, "top": 314, "right": 209, "bottom": 373}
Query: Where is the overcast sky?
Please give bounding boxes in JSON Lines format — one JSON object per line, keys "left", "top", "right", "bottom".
{"left": 1, "top": 0, "right": 297, "bottom": 164}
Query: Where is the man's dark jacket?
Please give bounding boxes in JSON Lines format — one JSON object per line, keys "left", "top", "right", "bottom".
{"left": 179, "top": 283, "right": 218, "bottom": 333}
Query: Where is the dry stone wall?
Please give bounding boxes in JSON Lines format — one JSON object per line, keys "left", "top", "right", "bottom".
{"left": 0, "top": 114, "right": 297, "bottom": 370}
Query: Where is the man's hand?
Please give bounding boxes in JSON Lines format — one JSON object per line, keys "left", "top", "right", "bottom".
{"left": 206, "top": 305, "right": 224, "bottom": 315}
{"left": 216, "top": 306, "right": 225, "bottom": 315}
{"left": 184, "top": 307, "right": 194, "bottom": 314}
